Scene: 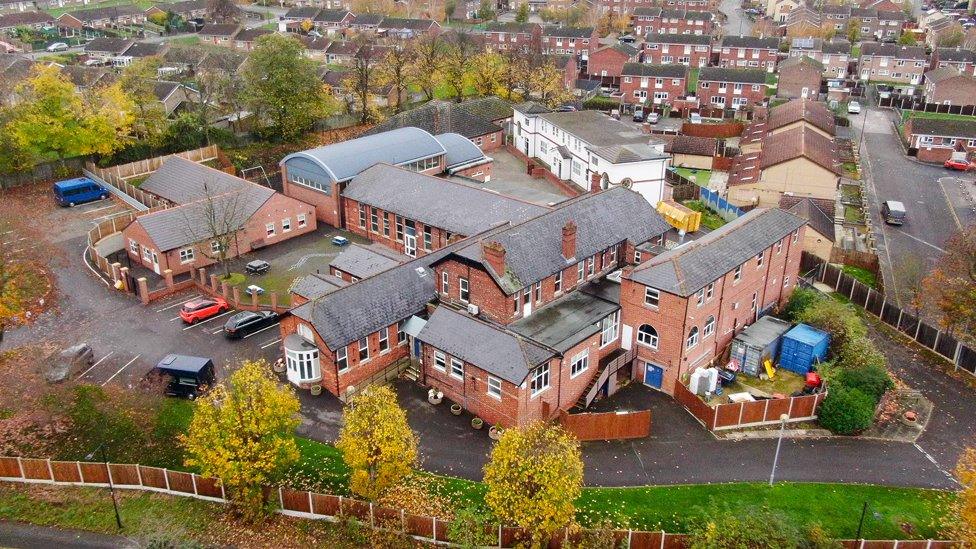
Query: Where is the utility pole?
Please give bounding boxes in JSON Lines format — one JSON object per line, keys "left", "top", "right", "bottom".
{"left": 768, "top": 413, "right": 789, "bottom": 486}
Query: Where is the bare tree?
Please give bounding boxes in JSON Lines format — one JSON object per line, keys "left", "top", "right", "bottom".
{"left": 181, "top": 180, "right": 251, "bottom": 279}
{"left": 349, "top": 39, "right": 381, "bottom": 123}
{"left": 376, "top": 36, "right": 413, "bottom": 113}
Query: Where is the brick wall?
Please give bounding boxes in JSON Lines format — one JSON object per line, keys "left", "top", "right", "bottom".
{"left": 698, "top": 81, "right": 767, "bottom": 109}
{"left": 718, "top": 48, "right": 778, "bottom": 71}
{"left": 281, "top": 165, "right": 343, "bottom": 227}
{"left": 343, "top": 197, "right": 454, "bottom": 258}
{"left": 588, "top": 47, "right": 631, "bottom": 78}
{"left": 620, "top": 75, "right": 686, "bottom": 105}
{"left": 642, "top": 45, "right": 711, "bottom": 67}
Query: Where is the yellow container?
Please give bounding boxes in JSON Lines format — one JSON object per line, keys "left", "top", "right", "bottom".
{"left": 656, "top": 199, "right": 702, "bottom": 233}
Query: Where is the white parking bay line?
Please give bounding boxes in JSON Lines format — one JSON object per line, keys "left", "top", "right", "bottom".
{"left": 242, "top": 323, "right": 280, "bottom": 340}
{"left": 77, "top": 351, "right": 113, "bottom": 379}
{"left": 84, "top": 204, "right": 118, "bottom": 215}
{"left": 211, "top": 326, "right": 226, "bottom": 334}
{"left": 102, "top": 355, "right": 140, "bottom": 386}
{"left": 261, "top": 338, "right": 282, "bottom": 349}
{"left": 182, "top": 310, "right": 234, "bottom": 331}
{"left": 156, "top": 299, "right": 190, "bottom": 313}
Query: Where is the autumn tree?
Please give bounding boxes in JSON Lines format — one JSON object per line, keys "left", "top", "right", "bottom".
{"left": 895, "top": 254, "right": 926, "bottom": 317}
{"left": 349, "top": 40, "right": 382, "bottom": 123}
{"left": 470, "top": 50, "right": 503, "bottom": 97}
{"left": 515, "top": 2, "right": 529, "bottom": 23}
{"left": 120, "top": 57, "right": 170, "bottom": 145}
{"left": 336, "top": 385, "right": 418, "bottom": 500}
{"left": 897, "top": 31, "right": 917, "bottom": 45}
{"left": 243, "top": 34, "right": 335, "bottom": 140}
{"left": 442, "top": 31, "right": 478, "bottom": 101}
{"left": 921, "top": 225, "right": 976, "bottom": 342}
{"left": 476, "top": 0, "right": 495, "bottom": 20}
{"left": 407, "top": 34, "right": 446, "bottom": 101}
{"left": 6, "top": 65, "right": 132, "bottom": 166}
{"left": 182, "top": 360, "right": 300, "bottom": 520}
{"left": 526, "top": 59, "right": 573, "bottom": 108}
{"left": 937, "top": 23, "right": 965, "bottom": 47}
{"left": 846, "top": 18, "right": 861, "bottom": 42}
{"left": 376, "top": 36, "right": 413, "bottom": 113}
{"left": 948, "top": 447, "right": 976, "bottom": 544}
{"left": 483, "top": 422, "right": 583, "bottom": 547}
{"left": 500, "top": 49, "right": 528, "bottom": 101}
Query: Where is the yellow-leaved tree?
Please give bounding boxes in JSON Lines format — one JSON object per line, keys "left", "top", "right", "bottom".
{"left": 483, "top": 422, "right": 583, "bottom": 547}
{"left": 336, "top": 385, "right": 418, "bottom": 500}
{"left": 181, "top": 359, "right": 300, "bottom": 520}
{"left": 948, "top": 447, "right": 976, "bottom": 544}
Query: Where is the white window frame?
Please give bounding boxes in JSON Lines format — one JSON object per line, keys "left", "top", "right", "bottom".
{"left": 686, "top": 326, "right": 699, "bottom": 349}
{"left": 266, "top": 223, "right": 276, "bottom": 237}
{"left": 179, "top": 247, "right": 195, "bottom": 264}
{"left": 282, "top": 218, "right": 291, "bottom": 232}
{"left": 378, "top": 327, "right": 389, "bottom": 353}
{"left": 645, "top": 287, "right": 660, "bottom": 307}
{"left": 703, "top": 315, "right": 715, "bottom": 337}
{"left": 487, "top": 375, "right": 502, "bottom": 399}
{"left": 637, "top": 324, "right": 659, "bottom": 349}
{"left": 554, "top": 271, "right": 562, "bottom": 294}
{"left": 733, "top": 265, "right": 742, "bottom": 282}
{"left": 336, "top": 345, "right": 348, "bottom": 372}
{"left": 434, "top": 350, "right": 446, "bottom": 372}
{"left": 599, "top": 310, "right": 620, "bottom": 348}
{"left": 358, "top": 337, "right": 369, "bottom": 362}
{"left": 129, "top": 239, "right": 139, "bottom": 254}
{"left": 459, "top": 277, "right": 469, "bottom": 303}
{"left": 570, "top": 349, "right": 589, "bottom": 378}
{"left": 530, "top": 363, "right": 550, "bottom": 396}
{"left": 297, "top": 213, "right": 307, "bottom": 228}
{"left": 450, "top": 357, "right": 464, "bottom": 380}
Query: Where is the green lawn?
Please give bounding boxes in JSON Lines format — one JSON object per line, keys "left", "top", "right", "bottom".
{"left": 674, "top": 167, "right": 711, "bottom": 186}
{"left": 682, "top": 200, "right": 727, "bottom": 230}
{"left": 844, "top": 205, "right": 865, "bottom": 225}
{"left": 902, "top": 110, "right": 976, "bottom": 123}
{"left": 842, "top": 264, "right": 878, "bottom": 288}
{"left": 686, "top": 68, "right": 699, "bottom": 94}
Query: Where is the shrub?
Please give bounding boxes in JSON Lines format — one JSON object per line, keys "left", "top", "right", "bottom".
{"left": 688, "top": 506, "right": 802, "bottom": 549}
{"left": 582, "top": 96, "right": 620, "bottom": 111}
{"left": 835, "top": 365, "right": 893, "bottom": 404}
{"left": 837, "top": 337, "right": 886, "bottom": 372}
{"left": 796, "top": 299, "right": 866, "bottom": 352}
{"left": 817, "top": 386, "right": 876, "bottom": 435}
{"left": 447, "top": 506, "right": 498, "bottom": 549}
{"left": 782, "top": 286, "right": 821, "bottom": 322}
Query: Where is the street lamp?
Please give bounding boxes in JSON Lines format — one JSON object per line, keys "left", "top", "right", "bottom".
{"left": 768, "top": 413, "right": 790, "bottom": 486}
{"left": 86, "top": 443, "right": 123, "bottom": 530}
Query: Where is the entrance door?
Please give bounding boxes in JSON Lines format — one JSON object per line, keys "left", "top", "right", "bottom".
{"left": 643, "top": 362, "right": 664, "bottom": 389}
{"left": 151, "top": 251, "right": 160, "bottom": 274}
{"left": 404, "top": 233, "right": 417, "bottom": 257}
{"left": 411, "top": 336, "right": 421, "bottom": 359}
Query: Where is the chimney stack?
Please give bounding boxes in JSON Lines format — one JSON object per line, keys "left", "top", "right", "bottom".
{"left": 590, "top": 172, "right": 603, "bottom": 193}
{"left": 482, "top": 241, "right": 507, "bottom": 275}
{"left": 562, "top": 220, "right": 577, "bottom": 260}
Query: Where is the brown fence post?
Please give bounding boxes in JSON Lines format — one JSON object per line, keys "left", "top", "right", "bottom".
{"left": 232, "top": 286, "right": 241, "bottom": 308}
{"left": 119, "top": 267, "right": 130, "bottom": 292}
{"left": 164, "top": 269, "right": 174, "bottom": 288}
{"left": 138, "top": 277, "right": 150, "bottom": 305}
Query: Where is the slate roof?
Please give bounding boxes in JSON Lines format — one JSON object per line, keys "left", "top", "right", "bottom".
{"left": 721, "top": 35, "right": 780, "bottom": 49}
{"left": 351, "top": 13, "right": 383, "bottom": 26}
{"left": 281, "top": 127, "right": 446, "bottom": 183}
{"left": 513, "top": 101, "right": 551, "bottom": 115}
{"left": 627, "top": 208, "right": 807, "bottom": 296}
{"left": 63, "top": 4, "right": 142, "bottom": 21}
{"left": 163, "top": 44, "right": 204, "bottom": 67}
{"left": 661, "top": 8, "right": 712, "bottom": 20}
{"left": 0, "top": 11, "right": 54, "bottom": 27}
{"left": 482, "top": 21, "right": 538, "bottom": 33}
{"left": 823, "top": 38, "right": 851, "bottom": 54}
{"left": 60, "top": 65, "right": 112, "bottom": 88}
{"left": 784, "top": 196, "right": 835, "bottom": 241}
{"left": 790, "top": 37, "right": 822, "bottom": 52}
{"left": 364, "top": 98, "right": 509, "bottom": 140}
{"left": 644, "top": 32, "right": 712, "bottom": 45}
{"left": 509, "top": 282, "right": 620, "bottom": 352}
{"left": 934, "top": 47, "right": 976, "bottom": 63}
{"left": 445, "top": 187, "right": 670, "bottom": 294}
{"left": 86, "top": 37, "right": 134, "bottom": 54}
{"left": 537, "top": 110, "right": 657, "bottom": 147}
{"left": 543, "top": 26, "right": 593, "bottom": 38}
{"left": 290, "top": 273, "right": 348, "bottom": 300}
{"left": 907, "top": 117, "right": 976, "bottom": 139}
{"left": 165, "top": 0, "right": 207, "bottom": 14}
{"left": 326, "top": 40, "right": 360, "bottom": 55}
{"left": 330, "top": 244, "right": 406, "bottom": 279}
{"left": 417, "top": 306, "right": 555, "bottom": 384}
{"left": 661, "top": 134, "right": 717, "bottom": 156}
{"left": 598, "top": 43, "right": 638, "bottom": 57}
{"left": 123, "top": 41, "right": 166, "bottom": 58}
{"left": 235, "top": 27, "right": 271, "bottom": 42}
{"left": 379, "top": 17, "right": 436, "bottom": 30}
{"left": 199, "top": 23, "right": 240, "bottom": 37}
{"left": 342, "top": 164, "right": 547, "bottom": 236}
{"left": 924, "top": 66, "right": 964, "bottom": 84}
{"left": 860, "top": 43, "right": 927, "bottom": 60}
{"left": 435, "top": 132, "right": 490, "bottom": 170}
{"left": 141, "top": 156, "right": 261, "bottom": 205}
{"left": 591, "top": 143, "right": 669, "bottom": 164}
{"left": 314, "top": 8, "right": 351, "bottom": 22}
{"left": 621, "top": 62, "right": 686, "bottom": 78}
{"left": 633, "top": 7, "right": 662, "bottom": 16}
{"left": 699, "top": 67, "right": 768, "bottom": 84}
{"left": 152, "top": 80, "right": 181, "bottom": 101}
{"left": 284, "top": 6, "right": 321, "bottom": 19}
{"left": 197, "top": 49, "right": 246, "bottom": 72}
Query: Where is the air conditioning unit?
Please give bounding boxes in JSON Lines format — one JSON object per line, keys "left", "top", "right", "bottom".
{"left": 466, "top": 303, "right": 480, "bottom": 316}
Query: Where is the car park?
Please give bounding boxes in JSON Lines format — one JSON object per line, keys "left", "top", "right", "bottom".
{"left": 647, "top": 112, "right": 660, "bottom": 124}
{"left": 245, "top": 284, "right": 265, "bottom": 296}
{"left": 223, "top": 311, "right": 279, "bottom": 339}
{"left": 331, "top": 235, "right": 350, "bottom": 246}
{"left": 52, "top": 177, "right": 109, "bottom": 207}
{"left": 847, "top": 101, "right": 861, "bottom": 114}
{"left": 245, "top": 259, "right": 271, "bottom": 275}
{"left": 179, "top": 296, "right": 229, "bottom": 324}
{"left": 944, "top": 158, "right": 974, "bottom": 171}
{"left": 152, "top": 354, "right": 215, "bottom": 399}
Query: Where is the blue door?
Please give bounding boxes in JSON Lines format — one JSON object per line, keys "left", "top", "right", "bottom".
{"left": 643, "top": 363, "right": 663, "bottom": 389}
{"left": 412, "top": 336, "right": 421, "bottom": 358}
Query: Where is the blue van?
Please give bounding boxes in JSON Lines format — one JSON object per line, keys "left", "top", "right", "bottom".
{"left": 52, "top": 177, "right": 109, "bottom": 207}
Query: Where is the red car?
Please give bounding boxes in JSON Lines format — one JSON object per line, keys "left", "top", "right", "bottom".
{"left": 944, "top": 158, "right": 974, "bottom": 171}
{"left": 179, "top": 297, "right": 229, "bottom": 324}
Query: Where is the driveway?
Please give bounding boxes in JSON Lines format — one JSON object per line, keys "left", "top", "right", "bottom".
{"left": 720, "top": 0, "right": 754, "bottom": 36}
{"left": 855, "top": 107, "right": 974, "bottom": 306}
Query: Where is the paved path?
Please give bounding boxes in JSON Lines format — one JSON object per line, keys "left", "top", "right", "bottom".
{"left": 720, "top": 0, "right": 754, "bottom": 36}
{"left": 0, "top": 521, "right": 135, "bottom": 549}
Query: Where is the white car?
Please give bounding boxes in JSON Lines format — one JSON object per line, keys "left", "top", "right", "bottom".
{"left": 847, "top": 101, "right": 861, "bottom": 114}
{"left": 46, "top": 42, "right": 69, "bottom": 52}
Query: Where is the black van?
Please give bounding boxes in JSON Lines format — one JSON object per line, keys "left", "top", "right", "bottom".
{"left": 153, "top": 354, "right": 215, "bottom": 399}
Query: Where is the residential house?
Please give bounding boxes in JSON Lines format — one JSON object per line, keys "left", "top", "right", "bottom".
{"left": 328, "top": 244, "right": 407, "bottom": 282}
{"left": 777, "top": 55, "right": 823, "bottom": 99}
{"left": 122, "top": 157, "right": 317, "bottom": 277}
{"left": 479, "top": 21, "right": 541, "bottom": 53}
{"left": 324, "top": 40, "right": 358, "bottom": 64}
{"left": 195, "top": 48, "right": 246, "bottom": 79}
{"left": 920, "top": 11, "right": 958, "bottom": 48}
{"left": 282, "top": 6, "right": 321, "bottom": 22}
{"left": 620, "top": 208, "right": 806, "bottom": 394}
{"left": 377, "top": 17, "right": 440, "bottom": 38}
{"left": 313, "top": 8, "right": 354, "bottom": 31}
{"left": 631, "top": 7, "right": 714, "bottom": 35}
{"left": 857, "top": 43, "right": 928, "bottom": 85}
{"left": 122, "top": 41, "right": 166, "bottom": 60}
{"left": 875, "top": 9, "right": 906, "bottom": 39}
{"left": 930, "top": 47, "right": 976, "bottom": 77}
{"left": 697, "top": 67, "right": 768, "bottom": 109}
{"left": 0, "top": 11, "right": 55, "bottom": 31}
{"left": 619, "top": 62, "right": 688, "bottom": 106}
{"left": 768, "top": 0, "right": 800, "bottom": 23}
{"left": 59, "top": 64, "right": 115, "bottom": 92}
{"left": 661, "top": 134, "right": 718, "bottom": 169}
{"left": 780, "top": 195, "right": 835, "bottom": 260}
{"left": 789, "top": 37, "right": 850, "bottom": 79}
{"left": 153, "top": 80, "right": 199, "bottom": 116}
{"left": 783, "top": 5, "right": 823, "bottom": 38}
{"left": 923, "top": 66, "right": 976, "bottom": 105}
{"left": 157, "top": 0, "right": 208, "bottom": 20}
{"left": 541, "top": 26, "right": 595, "bottom": 57}
{"left": 198, "top": 23, "right": 240, "bottom": 46}
{"left": 364, "top": 97, "right": 512, "bottom": 152}
{"left": 0, "top": 54, "right": 32, "bottom": 105}
{"left": 296, "top": 34, "right": 330, "bottom": 60}
{"left": 641, "top": 32, "right": 711, "bottom": 67}
{"left": 717, "top": 35, "right": 780, "bottom": 72}
{"left": 902, "top": 116, "right": 976, "bottom": 163}
{"left": 512, "top": 105, "right": 671, "bottom": 204}
{"left": 348, "top": 12, "right": 382, "bottom": 32}
{"left": 233, "top": 27, "right": 271, "bottom": 50}
{"left": 741, "top": 98, "right": 836, "bottom": 149}
{"left": 57, "top": 5, "right": 146, "bottom": 30}
{"left": 587, "top": 43, "right": 638, "bottom": 84}
{"left": 161, "top": 44, "right": 205, "bottom": 75}
{"left": 84, "top": 37, "right": 134, "bottom": 64}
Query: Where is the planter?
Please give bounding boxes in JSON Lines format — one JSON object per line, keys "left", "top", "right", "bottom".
{"left": 450, "top": 403, "right": 462, "bottom": 416}
{"left": 428, "top": 395, "right": 443, "bottom": 405}
{"left": 428, "top": 389, "right": 443, "bottom": 405}
{"left": 471, "top": 417, "right": 484, "bottom": 430}
{"left": 272, "top": 359, "right": 286, "bottom": 373}
{"left": 488, "top": 426, "right": 503, "bottom": 440}
{"left": 310, "top": 385, "right": 322, "bottom": 396}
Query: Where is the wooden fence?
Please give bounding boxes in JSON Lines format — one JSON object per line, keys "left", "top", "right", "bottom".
{"left": 1, "top": 157, "right": 87, "bottom": 189}
{"left": 877, "top": 93, "right": 976, "bottom": 117}
{"left": 674, "top": 381, "right": 826, "bottom": 431}
{"left": 582, "top": 349, "right": 636, "bottom": 409}
{"left": 801, "top": 253, "right": 976, "bottom": 376}
{"left": 559, "top": 409, "right": 651, "bottom": 441}
{"left": 0, "top": 456, "right": 956, "bottom": 548}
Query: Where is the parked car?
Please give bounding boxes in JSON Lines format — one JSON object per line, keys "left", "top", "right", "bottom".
{"left": 245, "top": 284, "right": 265, "bottom": 296}
{"left": 245, "top": 259, "right": 270, "bottom": 275}
{"left": 331, "top": 235, "right": 350, "bottom": 246}
{"left": 944, "top": 158, "right": 974, "bottom": 171}
{"left": 647, "top": 112, "right": 660, "bottom": 124}
{"left": 179, "top": 296, "right": 229, "bottom": 324}
{"left": 223, "top": 311, "right": 279, "bottom": 339}
{"left": 46, "top": 42, "right": 69, "bottom": 52}
{"left": 52, "top": 177, "right": 109, "bottom": 207}
{"left": 44, "top": 343, "right": 94, "bottom": 383}
{"left": 152, "top": 354, "right": 215, "bottom": 399}
{"left": 633, "top": 105, "right": 645, "bottom": 122}
{"left": 881, "top": 200, "right": 906, "bottom": 225}
{"left": 847, "top": 101, "right": 861, "bottom": 114}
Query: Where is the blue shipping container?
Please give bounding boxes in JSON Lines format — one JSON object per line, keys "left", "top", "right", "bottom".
{"left": 778, "top": 324, "right": 830, "bottom": 375}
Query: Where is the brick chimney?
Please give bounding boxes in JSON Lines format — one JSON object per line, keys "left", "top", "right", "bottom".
{"left": 561, "top": 221, "right": 577, "bottom": 260}
{"left": 590, "top": 172, "right": 603, "bottom": 193}
{"left": 482, "top": 241, "right": 506, "bottom": 275}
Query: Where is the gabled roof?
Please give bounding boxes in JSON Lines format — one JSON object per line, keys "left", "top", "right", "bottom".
{"left": 351, "top": 13, "right": 383, "bottom": 26}
{"left": 86, "top": 37, "right": 134, "bottom": 54}
{"left": 0, "top": 11, "right": 54, "bottom": 27}
{"left": 721, "top": 35, "right": 780, "bottom": 49}
{"left": 644, "top": 32, "right": 711, "bottom": 45}
{"left": 778, "top": 55, "right": 824, "bottom": 72}
{"left": 593, "top": 43, "right": 638, "bottom": 58}
{"left": 537, "top": 110, "right": 658, "bottom": 148}
{"left": 342, "top": 164, "right": 547, "bottom": 236}
{"left": 284, "top": 6, "right": 320, "bottom": 19}
{"left": 790, "top": 37, "right": 823, "bottom": 51}
{"left": 661, "top": 8, "right": 712, "bottom": 20}
{"left": 783, "top": 196, "right": 835, "bottom": 241}
{"left": 444, "top": 187, "right": 670, "bottom": 294}
{"left": 759, "top": 125, "right": 841, "bottom": 173}
{"left": 152, "top": 80, "right": 182, "bottom": 102}
{"left": 823, "top": 38, "right": 851, "bottom": 54}
{"left": 330, "top": 244, "right": 407, "bottom": 279}
{"left": 661, "top": 134, "right": 717, "bottom": 156}
{"left": 907, "top": 117, "right": 976, "bottom": 139}
{"left": 542, "top": 26, "right": 594, "bottom": 38}
{"left": 627, "top": 208, "right": 807, "bottom": 296}
{"left": 123, "top": 41, "right": 166, "bottom": 58}
{"left": 860, "top": 42, "right": 927, "bottom": 60}
{"left": 418, "top": 306, "right": 555, "bottom": 384}
{"left": 621, "top": 62, "right": 686, "bottom": 78}
{"left": 482, "top": 21, "right": 539, "bottom": 33}
{"left": 141, "top": 156, "right": 254, "bottom": 205}
{"left": 326, "top": 40, "right": 359, "bottom": 55}
{"left": 934, "top": 47, "right": 976, "bottom": 63}
{"left": 314, "top": 8, "right": 352, "bottom": 22}
{"left": 699, "top": 67, "right": 767, "bottom": 84}
{"left": 63, "top": 4, "right": 142, "bottom": 21}
{"left": 290, "top": 273, "right": 348, "bottom": 300}
{"left": 364, "top": 98, "right": 509, "bottom": 140}
{"left": 235, "top": 28, "right": 271, "bottom": 42}
{"left": 765, "top": 99, "right": 836, "bottom": 136}
{"left": 513, "top": 101, "right": 551, "bottom": 115}
{"left": 197, "top": 49, "right": 246, "bottom": 72}
{"left": 435, "top": 132, "right": 491, "bottom": 170}
{"left": 591, "top": 143, "right": 669, "bottom": 164}
{"left": 633, "top": 6, "right": 662, "bottom": 16}
{"left": 924, "top": 66, "right": 965, "bottom": 84}
{"left": 199, "top": 23, "right": 240, "bottom": 37}
{"left": 59, "top": 65, "right": 111, "bottom": 88}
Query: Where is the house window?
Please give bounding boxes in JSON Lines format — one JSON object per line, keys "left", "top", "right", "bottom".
{"left": 383, "top": 215, "right": 390, "bottom": 237}
{"left": 441, "top": 271, "right": 449, "bottom": 294}
{"left": 286, "top": 347, "right": 320, "bottom": 382}
{"left": 751, "top": 291, "right": 758, "bottom": 311}
{"left": 459, "top": 277, "right": 469, "bottom": 302}
{"left": 776, "top": 241, "right": 782, "bottom": 254}
{"left": 530, "top": 363, "right": 550, "bottom": 396}
{"left": 423, "top": 226, "right": 432, "bottom": 251}
{"left": 358, "top": 205, "right": 367, "bottom": 229}
{"left": 756, "top": 251, "right": 764, "bottom": 267}
{"left": 733, "top": 265, "right": 742, "bottom": 282}
{"left": 784, "top": 275, "right": 791, "bottom": 288}
{"left": 282, "top": 218, "right": 291, "bottom": 232}
{"left": 792, "top": 229, "right": 799, "bottom": 243}
{"left": 635, "top": 249, "right": 642, "bottom": 263}
{"left": 378, "top": 327, "right": 389, "bottom": 353}
{"left": 395, "top": 216, "right": 404, "bottom": 242}
{"left": 179, "top": 247, "right": 195, "bottom": 264}
{"left": 706, "top": 283, "right": 714, "bottom": 300}
{"left": 686, "top": 326, "right": 699, "bottom": 349}
{"left": 587, "top": 256, "right": 594, "bottom": 277}
{"left": 554, "top": 271, "right": 562, "bottom": 293}
{"left": 703, "top": 316, "right": 715, "bottom": 337}
{"left": 570, "top": 349, "right": 589, "bottom": 378}
{"left": 434, "top": 351, "right": 446, "bottom": 371}
{"left": 336, "top": 346, "right": 348, "bottom": 372}
{"left": 358, "top": 337, "right": 369, "bottom": 361}
{"left": 513, "top": 294, "right": 520, "bottom": 314}
{"left": 129, "top": 239, "right": 139, "bottom": 254}
{"left": 370, "top": 208, "right": 379, "bottom": 233}
{"left": 599, "top": 310, "right": 620, "bottom": 347}
{"left": 577, "top": 261, "right": 584, "bottom": 282}
{"left": 450, "top": 357, "right": 464, "bottom": 379}
{"left": 645, "top": 287, "right": 660, "bottom": 307}
{"left": 266, "top": 223, "right": 276, "bottom": 237}
{"left": 397, "top": 320, "right": 406, "bottom": 344}
{"left": 637, "top": 324, "right": 659, "bottom": 349}
{"left": 487, "top": 375, "right": 502, "bottom": 399}
{"left": 534, "top": 281, "right": 542, "bottom": 303}
{"left": 297, "top": 214, "right": 307, "bottom": 228}
{"left": 696, "top": 288, "right": 705, "bottom": 306}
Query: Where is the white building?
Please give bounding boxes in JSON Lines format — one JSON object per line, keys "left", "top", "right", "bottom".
{"left": 511, "top": 104, "right": 671, "bottom": 206}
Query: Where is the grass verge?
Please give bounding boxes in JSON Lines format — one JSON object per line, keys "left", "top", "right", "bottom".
{"left": 842, "top": 265, "right": 877, "bottom": 288}
{"left": 682, "top": 200, "right": 727, "bottom": 230}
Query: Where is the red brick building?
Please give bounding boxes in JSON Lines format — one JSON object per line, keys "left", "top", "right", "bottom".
{"left": 776, "top": 55, "right": 823, "bottom": 100}
{"left": 620, "top": 62, "right": 688, "bottom": 105}
{"left": 620, "top": 208, "right": 806, "bottom": 394}
{"left": 587, "top": 43, "right": 639, "bottom": 83}
{"left": 541, "top": 26, "right": 596, "bottom": 56}
{"left": 641, "top": 33, "right": 712, "bottom": 67}
{"left": 903, "top": 117, "right": 976, "bottom": 163}
{"left": 122, "top": 157, "right": 317, "bottom": 277}
{"left": 631, "top": 7, "right": 714, "bottom": 36}
{"left": 923, "top": 67, "right": 976, "bottom": 106}
{"left": 697, "top": 67, "right": 768, "bottom": 109}
{"left": 479, "top": 21, "right": 541, "bottom": 53}
{"left": 717, "top": 35, "right": 780, "bottom": 72}
{"left": 929, "top": 47, "right": 976, "bottom": 77}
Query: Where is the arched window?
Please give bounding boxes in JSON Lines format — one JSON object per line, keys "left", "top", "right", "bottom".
{"left": 637, "top": 324, "right": 659, "bottom": 349}
{"left": 686, "top": 326, "right": 699, "bottom": 349}
{"left": 703, "top": 316, "right": 715, "bottom": 337}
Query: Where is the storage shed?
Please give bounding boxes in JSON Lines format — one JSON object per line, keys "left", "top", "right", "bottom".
{"left": 729, "top": 316, "right": 792, "bottom": 376}
{"left": 778, "top": 324, "right": 830, "bottom": 375}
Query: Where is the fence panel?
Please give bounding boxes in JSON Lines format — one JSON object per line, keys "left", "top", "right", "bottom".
{"left": 110, "top": 463, "right": 140, "bottom": 486}
{"left": 866, "top": 291, "right": 884, "bottom": 316}
{"left": 631, "top": 531, "right": 664, "bottom": 549}
{"left": 434, "top": 518, "right": 450, "bottom": 542}
{"left": 166, "top": 470, "right": 194, "bottom": 494}
{"left": 21, "top": 459, "right": 52, "bottom": 481}
{"left": 880, "top": 302, "right": 900, "bottom": 327}
{"left": 673, "top": 382, "right": 716, "bottom": 427}
{"left": 139, "top": 466, "right": 168, "bottom": 490}
{"left": 823, "top": 263, "right": 842, "bottom": 288}
{"left": 405, "top": 513, "right": 434, "bottom": 538}
{"left": 51, "top": 461, "right": 82, "bottom": 483}
{"left": 663, "top": 533, "right": 689, "bottom": 548}
{"left": 740, "top": 400, "right": 766, "bottom": 424}
{"left": 79, "top": 462, "right": 108, "bottom": 483}
{"left": 312, "top": 493, "right": 340, "bottom": 516}
{"left": 282, "top": 488, "right": 311, "bottom": 513}
{"left": 935, "top": 333, "right": 959, "bottom": 361}
{"left": 898, "top": 313, "right": 919, "bottom": 338}
{"left": 837, "top": 275, "right": 855, "bottom": 300}
{"left": 713, "top": 402, "right": 743, "bottom": 429}
{"left": 917, "top": 323, "right": 939, "bottom": 350}
{"left": 851, "top": 283, "right": 870, "bottom": 308}
{"left": 790, "top": 394, "right": 818, "bottom": 418}
{"left": 559, "top": 410, "right": 651, "bottom": 441}
{"left": 195, "top": 476, "right": 222, "bottom": 498}
{"left": 344, "top": 499, "right": 371, "bottom": 521}
{"left": 764, "top": 397, "right": 790, "bottom": 421}
{"left": 0, "top": 457, "right": 21, "bottom": 478}
{"left": 958, "top": 346, "right": 976, "bottom": 375}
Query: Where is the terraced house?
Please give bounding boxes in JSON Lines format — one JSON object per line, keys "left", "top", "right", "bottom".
{"left": 717, "top": 35, "right": 780, "bottom": 72}
{"left": 641, "top": 33, "right": 711, "bottom": 67}
{"left": 697, "top": 67, "right": 768, "bottom": 109}
{"left": 479, "top": 21, "right": 541, "bottom": 53}
{"left": 619, "top": 62, "right": 688, "bottom": 106}
{"left": 541, "top": 26, "right": 595, "bottom": 57}
{"left": 629, "top": 7, "right": 714, "bottom": 35}
{"left": 857, "top": 43, "right": 928, "bottom": 85}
